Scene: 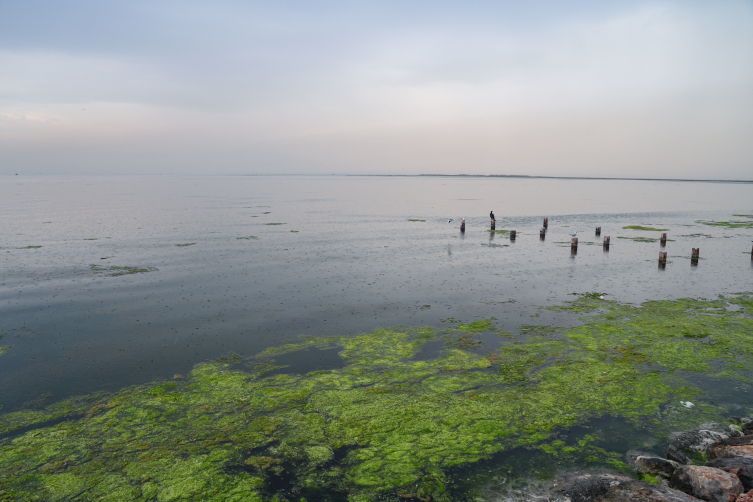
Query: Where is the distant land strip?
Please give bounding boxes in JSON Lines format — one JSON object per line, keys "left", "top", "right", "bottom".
{"left": 373, "top": 174, "right": 753, "bottom": 183}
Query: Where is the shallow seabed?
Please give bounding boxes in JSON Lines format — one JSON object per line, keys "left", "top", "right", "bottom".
{"left": 1, "top": 175, "right": 753, "bottom": 500}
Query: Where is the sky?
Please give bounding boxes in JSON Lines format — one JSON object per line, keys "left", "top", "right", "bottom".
{"left": 1, "top": 0, "right": 752, "bottom": 178}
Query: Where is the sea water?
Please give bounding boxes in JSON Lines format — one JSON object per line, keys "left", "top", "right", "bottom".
{"left": 1, "top": 175, "right": 752, "bottom": 499}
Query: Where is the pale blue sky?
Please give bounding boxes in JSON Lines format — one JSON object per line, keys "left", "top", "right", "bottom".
{"left": 1, "top": 1, "right": 752, "bottom": 178}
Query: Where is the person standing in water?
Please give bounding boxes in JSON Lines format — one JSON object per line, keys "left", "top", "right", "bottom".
{"left": 490, "top": 211, "right": 496, "bottom": 225}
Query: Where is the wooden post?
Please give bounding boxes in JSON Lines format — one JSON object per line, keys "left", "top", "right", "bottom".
{"left": 571, "top": 237, "right": 578, "bottom": 247}
{"left": 658, "top": 251, "right": 667, "bottom": 269}
{"left": 491, "top": 220, "right": 495, "bottom": 231}
{"left": 510, "top": 230, "right": 516, "bottom": 240}
{"left": 691, "top": 248, "right": 699, "bottom": 259}
{"left": 540, "top": 227, "right": 546, "bottom": 241}
{"left": 603, "top": 236, "right": 610, "bottom": 249}
{"left": 460, "top": 218, "right": 465, "bottom": 233}
{"left": 543, "top": 217, "right": 548, "bottom": 228}
{"left": 660, "top": 233, "right": 667, "bottom": 246}
{"left": 595, "top": 227, "right": 601, "bottom": 236}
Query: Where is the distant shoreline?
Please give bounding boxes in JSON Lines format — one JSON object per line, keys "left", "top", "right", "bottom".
{"left": 352, "top": 174, "right": 753, "bottom": 183}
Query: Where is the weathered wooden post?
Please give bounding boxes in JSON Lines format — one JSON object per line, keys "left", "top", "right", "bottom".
{"left": 491, "top": 220, "right": 495, "bottom": 231}
{"left": 510, "top": 230, "right": 516, "bottom": 240}
{"left": 540, "top": 227, "right": 546, "bottom": 241}
{"left": 543, "top": 217, "right": 548, "bottom": 229}
{"left": 658, "top": 251, "right": 667, "bottom": 269}
{"left": 595, "top": 227, "right": 601, "bottom": 236}
{"left": 571, "top": 237, "right": 578, "bottom": 255}
{"left": 603, "top": 236, "right": 610, "bottom": 250}
{"left": 460, "top": 218, "right": 465, "bottom": 233}
{"left": 691, "top": 248, "right": 699, "bottom": 266}
{"left": 660, "top": 233, "right": 667, "bottom": 247}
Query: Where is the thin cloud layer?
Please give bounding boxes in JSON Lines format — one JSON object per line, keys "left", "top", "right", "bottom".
{"left": 1, "top": 0, "right": 752, "bottom": 177}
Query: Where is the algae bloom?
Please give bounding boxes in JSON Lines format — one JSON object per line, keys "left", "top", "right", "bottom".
{"left": 622, "top": 225, "right": 668, "bottom": 231}
{"left": 90, "top": 265, "right": 158, "bottom": 277}
{"left": 1, "top": 294, "right": 753, "bottom": 501}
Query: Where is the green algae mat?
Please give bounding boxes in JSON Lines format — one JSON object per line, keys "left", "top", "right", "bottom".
{"left": 2, "top": 294, "right": 753, "bottom": 501}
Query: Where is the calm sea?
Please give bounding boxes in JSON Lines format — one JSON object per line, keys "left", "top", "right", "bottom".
{"left": 2, "top": 175, "right": 752, "bottom": 412}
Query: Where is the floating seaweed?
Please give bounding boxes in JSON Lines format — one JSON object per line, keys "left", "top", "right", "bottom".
{"left": 622, "top": 226, "right": 668, "bottom": 231}
{"left": 89, "top": 265, "right": 158, "bottom": 277}
{"left": 1, "top": 294, "right": 752, "bottom": 501}
{"left": 696, "top": 220, "right": 753, "bottom": 229}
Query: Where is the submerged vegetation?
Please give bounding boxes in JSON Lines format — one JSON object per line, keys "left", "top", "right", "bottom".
{"left": 265, "top": 223, "right": 286, "bottom": 226}
{"left": 175, "top": 243, "right": 196, "bottom": 247}
{"left": 1, "top": 294, "right": 753, "bottom": 501}
{"left": 696, "top": 219, "right": 753, "bottom": 229}
{"left": 20, "top": 245, "right": 42, "bottom": 249}
{"left": 407, "top": 219, "right": 426, "bottom": 222}
{"left": 616, "top": 236, "right": 675, "bottom": 243}
{"left": 622, "top": 226, "right": 667, "bottom": 231}
{"left": 89, "top": 265, "right": 158, "bottom": 277}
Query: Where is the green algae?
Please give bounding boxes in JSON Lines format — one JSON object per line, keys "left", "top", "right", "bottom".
{"left": 697, "top": 220, "right": 753, "bottom": 229}
{"left": 622, "top": 226, "right": 667, "bottom": 231}
{"left": 733, "top": 214, "right": 753, "bottom": 218}
{"left": 266, "top": 223, "right": 286, "bottom": 226}
{"left": 83, "top": 238, "right": 98, "bottom": 241}
{"left": 408, "top": 219, "right": 426, "bottom": 222}
{"left": 90, "top": 265, "right": 158, "bottom": 277}
{"left": 176, "top": 243, "right": 196, "bottom": 247}
{"left": 488, "top": 229, "right": 511, "bottom": 235}
{"left": 617, "top": 236, "right": 658, "bottom": 243}
{"left": 2, "top": 295, "right": 753, "bottom": 501}
{"left": 20, "top": 245, "right": 42, "bottom": 249}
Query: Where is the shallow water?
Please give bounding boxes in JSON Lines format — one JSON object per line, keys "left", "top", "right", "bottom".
{"left": 2, "top": 175, "right": 752, "bottom": 410}
{"left": 1, "top": 175, "right": 753, "bottom": 499}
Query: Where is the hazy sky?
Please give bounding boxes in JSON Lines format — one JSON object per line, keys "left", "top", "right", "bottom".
{"left": 1, "top": 1, "right": 752, "bottom": 178}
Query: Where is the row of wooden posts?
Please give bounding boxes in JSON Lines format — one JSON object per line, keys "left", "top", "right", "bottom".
{"left": 461, "top": 217, "right": 742, "bottom": 266}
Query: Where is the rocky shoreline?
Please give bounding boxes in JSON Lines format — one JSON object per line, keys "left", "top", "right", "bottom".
{"left": 523, "top": 417, "right": 753, "bottom": 502}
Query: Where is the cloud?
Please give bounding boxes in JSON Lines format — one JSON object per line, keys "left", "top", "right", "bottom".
{"left": 1, "top": 0, "right": 751, "bottom": 177}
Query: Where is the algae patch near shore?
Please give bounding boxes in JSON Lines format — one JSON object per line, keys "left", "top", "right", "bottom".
{"left": 89, "top": 265, "right": 158, "bottom": 277}
{"left": 1, "top": 294, "right": 753, "bottom": 501}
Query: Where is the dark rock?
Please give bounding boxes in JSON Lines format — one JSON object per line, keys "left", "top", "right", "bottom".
{"left": 743, "top": 421, "right": 753, "bottom": 435}
{"left": 707, "top": 435, "right": 753, "bottom": 460}
{"left": 668, "top": 444, "right": 690, "bottom": 465}
{"left": 670, "top": 424, "right": 743, "bottom": 455}
{"left": 669, "top": 465, "right": 743, "bottom": 502}
{"left": 706, "top": 457, "right": 753, "bottom": 491}
{"left": 727, "top": 417, "right": 751, "bottom": 425}
{"left": 594, "top": 480, "right": 703, "bottom": 501}
{"left": 550, "top": 474, "right": 626, "bottom": 502}
{"left": 627, "top": 450, "right": 679, "bottom": 477}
